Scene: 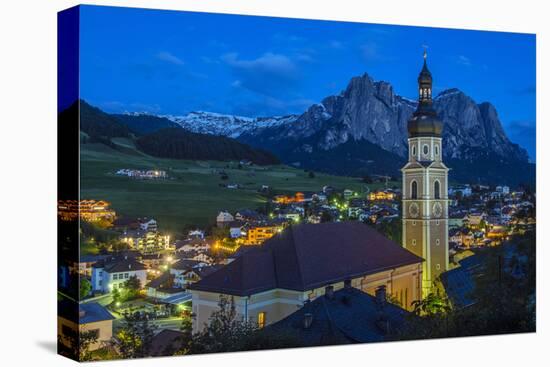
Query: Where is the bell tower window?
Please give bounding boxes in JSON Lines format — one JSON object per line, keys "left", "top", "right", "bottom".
{"left": 434, "top": 181, "right": 440, "bottom": 199}
{"left": 411, "top": 180, "right": 418, "bottom": 199}
{"left": 412, "top": 145, "right": 416, "bottom": 157}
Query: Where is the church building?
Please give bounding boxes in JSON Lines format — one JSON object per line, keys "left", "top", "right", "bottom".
{"left": 402, "top": 51, "right": 449, "bottom": 295}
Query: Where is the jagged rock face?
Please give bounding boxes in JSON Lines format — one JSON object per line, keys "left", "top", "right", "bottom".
{"left": 245, "top": 74, "right": 528, "bottom": 163}
{"left": 266, "top": 74, "right": 412, "bottom": 156}
{"left": 434, "top": 89, "right": 527, "bottom": 161}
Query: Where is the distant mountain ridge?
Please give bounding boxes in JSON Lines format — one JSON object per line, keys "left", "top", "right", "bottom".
{"left": 79, "top": 69, "right": 534, "bottom": 186}
{"left": 236, "top": 74, "right": 533, "bottom": 186}
{"left": 239, "top": 75, "right": 528, "bottom": 163}
{"left": 77, "top": 100, "right": 280, "bottom": 165}
{"left": 160, "top": 111, "right": 298, "bottom": 138}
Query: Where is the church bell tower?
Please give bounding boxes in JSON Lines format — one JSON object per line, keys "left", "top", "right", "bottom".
{"left": 402, "top": 50, "right": 449, "bottom": 295}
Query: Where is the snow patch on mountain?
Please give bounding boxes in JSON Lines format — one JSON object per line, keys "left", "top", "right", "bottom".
{"left": 162, "top": 111, "right": 298, "bottom": 138}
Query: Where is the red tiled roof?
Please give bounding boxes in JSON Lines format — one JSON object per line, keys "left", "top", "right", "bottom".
{"left": 189, "top": 222, "right": 422, "bottom": 296}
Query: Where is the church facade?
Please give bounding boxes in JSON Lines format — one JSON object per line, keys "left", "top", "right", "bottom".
{"left": 402, "top": 52, "right": 449, "bottom": 295}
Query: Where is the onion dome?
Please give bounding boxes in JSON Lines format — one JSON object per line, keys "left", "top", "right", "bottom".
{"left": 408, "top": 50, "right": 443, "bottom": 137}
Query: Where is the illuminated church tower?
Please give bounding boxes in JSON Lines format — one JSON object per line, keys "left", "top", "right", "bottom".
{"left": 402, "top": 51, "right": 449, "bottom": 295}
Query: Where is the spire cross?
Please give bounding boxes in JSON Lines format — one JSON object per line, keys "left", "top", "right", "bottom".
{"left": 422, "top": 44, "right": 428, "bottom": 60}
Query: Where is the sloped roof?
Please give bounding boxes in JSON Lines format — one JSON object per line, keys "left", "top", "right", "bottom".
{"left": 79, "top": 302, "right": 115, "bottom": 324}
{"left": 104, "top": 258, "right": 146, "bottom": 273}
{"left": 265, "top": 287, "right": 407, "bottom": 345}
{"left": 189, "top": 222, "right": 422, "bottom": 296}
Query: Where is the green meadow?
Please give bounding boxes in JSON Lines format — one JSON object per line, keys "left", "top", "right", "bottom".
{"left": 80, "top": 138, "right": 392, "bottom": 235}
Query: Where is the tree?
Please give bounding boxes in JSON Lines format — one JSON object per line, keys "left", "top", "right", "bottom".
{"left": 396, "top": 232, "right": 536, "bottom": 341}
{"left": 114, "top": 312, "right": 158, "bottom": 359}
{"left": 123, "top": 275, "right": 142, "bottom": 300}
{"left": 79, "top": 330, "right": 99, "bottom": 361}
{"left": 410, "top": 291, "right": 450, "bottom": 317}
{"left": 80, "top": 278, "right": 92, "bottom": 299}
{"left": 184, "top": 295, "right": 299, "bottom": 355}
{"left": 112, "top": 287, "right": 121, "bottom": 306}
{"left": 320, "top": 211, "right": 333, "bottom": 223}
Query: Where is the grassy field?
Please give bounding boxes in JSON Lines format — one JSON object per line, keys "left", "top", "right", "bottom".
{"left": 80, "top": 138, "right": 394, "bottom": 235}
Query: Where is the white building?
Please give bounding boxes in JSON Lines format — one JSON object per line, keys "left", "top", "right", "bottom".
{"left": 139, "top": 218, "right": 158, "bottom": 232}
{"left": 216, "top": 211, "right": 234, "bottom": 226}
{"left": 91, "top": 257, "right": 147, "bottom": 293}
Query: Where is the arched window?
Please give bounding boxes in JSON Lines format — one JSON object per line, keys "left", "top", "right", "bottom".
{"left": 411, "top": 180, "right": 418, "bottom": 199}
{"left": 434, "top": 181, "right": 440, "bottom": 199}
{"left": 423, "top": 145, "right": 429, "bottom": 155}
{"left": 435, "top": 145, "right": 439, "bottom": 156}
{"left": 412, "top": 145, "right": 416, "bottom": 157}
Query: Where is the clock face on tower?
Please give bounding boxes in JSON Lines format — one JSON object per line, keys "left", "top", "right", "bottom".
{"left": 433, "top": 202, "right": 442, "bottom": 218}
{"left": 409, "top": 202, "right": 419, "bottom": 218}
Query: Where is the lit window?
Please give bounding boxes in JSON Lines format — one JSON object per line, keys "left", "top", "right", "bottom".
{"left": 258, "top": 312, "right": 266, "bottom": 329}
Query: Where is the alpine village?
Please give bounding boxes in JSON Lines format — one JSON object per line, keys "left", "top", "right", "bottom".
{"left": 58, "top": 53, "right": 536, "bottom": 361}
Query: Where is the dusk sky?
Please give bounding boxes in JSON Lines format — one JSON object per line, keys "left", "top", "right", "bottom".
{"left": 79, "top": 5, "right": 536, "bottom": 160}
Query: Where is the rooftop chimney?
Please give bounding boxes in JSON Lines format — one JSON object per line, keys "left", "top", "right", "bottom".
{"left": 375, "top": 285, "right": 387, "bottom": 306}
{"left": 325, "top": 285, "right": 334, "bottom": 300}
{"left": 303, "top": 313, "right": 313, "bottom": 329}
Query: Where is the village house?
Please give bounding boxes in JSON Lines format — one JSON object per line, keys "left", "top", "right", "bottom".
{"left": 216, "top": 211, "right": 234, "bottom": 227}
{"left": 139, "top": 218, "right": 158, "bottom": 232}
{"left": 188, "top": 221, "right": 423, "bottom": 333}
{"left": 448, "top": 185, "right": 473, "bottom": 197}
{"left": 58, "top": 301, "right": 115, "bottom": 352}
{"left": 58, "top": 199, "right": 116, "bottom": 223}
{"left": 243, "top": 224, "right": 284, "bottom": 245}
{"left": 273, "top": 192, "right": 305, "bottom": 205}
{"left": 170, "top": 260, "right": 222, "bottom": 288}
{"left": 91, "top": 256, "right": 147, "bottom": 293}
{"left": 449, "top": 228, "right": 475, "bottom": 248}
{"left": 464, "top": 212, "right": 486, "bottom": 228}
{"left": 265, "top": 285, "right": 408, "bottom": 344}
{"left": 116, "top": 169, "right": 167, "bottom": 179}
{"left": 368, "top": 190, "right": 396, "bottom": 201}
{"left": 77, "top": 254, "right": 111, "bottom": 277}
{"left": 234, "top": 209, "right": 264, "bottom": 222}
{"left": 175, "top": 238, "right": 211, "bottom": 254}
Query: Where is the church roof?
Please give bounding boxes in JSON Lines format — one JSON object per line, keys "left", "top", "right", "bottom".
{"left": 188, "top": 222, "right": 423, "bottom": 296}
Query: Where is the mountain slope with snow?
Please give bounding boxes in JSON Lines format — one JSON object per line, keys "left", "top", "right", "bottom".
{"left": 162, "top": 111, "right": 298, "bottom": 138}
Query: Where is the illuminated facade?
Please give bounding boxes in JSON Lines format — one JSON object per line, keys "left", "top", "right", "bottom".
{"left": 244, "top": 225, "right": 283, "bottom": 245}
{"left": 401, "top": 51, "right": 449, "bottom": 295}
{"left": 368, "top": 190, "right": 396, "bottom": 201}
{"left": 273, "top": 192, "right": 305, "bottom": 204}
{"left": 57, "top": 200, "right": 116, "bottom": 223}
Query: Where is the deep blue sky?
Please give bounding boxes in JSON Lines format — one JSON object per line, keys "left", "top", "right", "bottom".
{"left": 79, "top": 5, "right": 536, "bottom": 160}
